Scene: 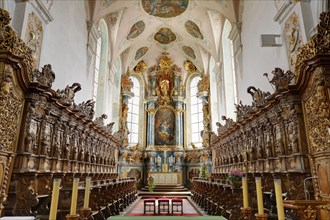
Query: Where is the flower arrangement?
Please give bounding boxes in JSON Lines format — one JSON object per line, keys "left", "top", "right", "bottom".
{"left": 147, "top": 176, "right": 155, "bottom": 192}
{"left": 227, "top": 169, "right": 244, "bottom": 183}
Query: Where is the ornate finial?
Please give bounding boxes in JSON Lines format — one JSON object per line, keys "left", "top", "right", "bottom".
{"left": 247, "top": 86, "right": 271, "bottom": 107}
{"left": 31, "top": 64, "right": 55, "bottom": 87}
{"left": 0, "top": 8, "right": 11, "bottom": 27}
{"left": 56, "top": 83, "right": 81, "bottom": 106}
{"left": 76, "top": 99, "right": 95, "bottom": 119}
{"left": 184, "top": 60, "right": 197, "bottom": 74}
{"left": 159, "top": 52, "right": 172, "bottom": 69}
{"left": 269, "top": 67, "right": 294, "bottom": 91}
{"left": 94, "top": 114, "right": 108, "bottom": 127}
{"left": 133, "top": 60, "right": 147, "bottom": 74}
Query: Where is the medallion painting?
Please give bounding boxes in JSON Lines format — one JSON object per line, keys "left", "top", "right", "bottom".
{"left": 141, "top": 0, "right": 189, "bottom": 18}
{"left": 155, "top": 107, "right": 175, "bottom": 146}
{"left": 185, "top": 20, "right": 203, "bottom": 40}
{"left": 154, "top": 28, "right": 176, "bottom": 44}
{"left": 182, "top": 46, "right": 196, "bottom": 59}
{"left": 127, "top": 20, "right": 145, "bottom": 40}
{"left": 135, "top": 47, "right": 148, "bottom": 60}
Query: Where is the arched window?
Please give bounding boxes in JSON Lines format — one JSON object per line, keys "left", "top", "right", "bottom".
{"left": 127, "top": 76, "right": 140, "bottom": 146}
{"left": 222, "top": 19, "right": 238, "bottom": 119}
{"left": 190, "top": 76, "right": 203, "bottom": 147}
{"left": 93, "top": 19, "right": 108, "bottom": 117}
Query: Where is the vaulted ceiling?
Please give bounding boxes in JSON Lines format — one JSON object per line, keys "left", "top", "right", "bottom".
{"left": 88, "top": 0, "right": 241, "bottom": 77}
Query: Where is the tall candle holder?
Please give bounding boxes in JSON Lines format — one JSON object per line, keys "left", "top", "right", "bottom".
{"left": 79, "top": 207, "right": 91, "bottom": 220}
{"left": 240, "top": 207, "right": 252, "bottom": 220}
{"left": 65, "top": 214, "right": 79, "bottom": 220}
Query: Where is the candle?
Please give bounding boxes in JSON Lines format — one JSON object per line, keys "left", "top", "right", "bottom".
{"left": 83, "top": 177, "right": 91, "bottom": 208}
{"left": 70, "top": 178, "right": 80, "bottom": 215}
{"left": 255, "top": 177, "right": 264, "bottom": 214}
{"left": 274, "top": 179, "right": 285, "bottom": 220}
{"left": 242, "top": 177, "right": 249, "bottom": 208}
{"left": 49, "top": 179, "right": 61, "bottom": 220}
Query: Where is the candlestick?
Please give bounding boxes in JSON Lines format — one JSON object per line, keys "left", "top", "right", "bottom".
{"left": 255, "top": 177, "right": 264, "bottom": 214}
{"left": 274, "top": 179, "right": 285, "bottom": 220}
{"left": 83, "top": 177, "right": 91, "bottom": 208}
{"left": 49, "top": 178, "right": 61, "bottom": 220}
{"left": 70, "top": 178, "right": 79, "bottom": 215}
{"left": 242, "top": 177, "right": 249, "bottom": 208}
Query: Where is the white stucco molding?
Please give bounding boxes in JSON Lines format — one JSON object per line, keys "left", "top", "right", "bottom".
{"left": 273, "top": 0, "right": 296, "bottom": 24}
{"left": 28, "top": 0, "right": 53, "bottom": 24}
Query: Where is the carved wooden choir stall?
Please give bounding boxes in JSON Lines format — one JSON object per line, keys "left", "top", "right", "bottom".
{"left": 192, "top": 10, "right": 330, "bottom": 220}
{"left": 0, "top": 9, "right": 137, "bottom": 219}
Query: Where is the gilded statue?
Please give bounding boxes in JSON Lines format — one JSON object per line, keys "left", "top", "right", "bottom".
{"left": 121, "top": 73, "right": 133, "bottom": 93}
{"left": 197, "top": 75, "right": 209, "bottom": 93}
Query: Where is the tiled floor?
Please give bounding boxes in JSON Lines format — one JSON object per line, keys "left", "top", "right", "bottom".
{"left": 125, "top": 197, "right": 201, "bottom": 216}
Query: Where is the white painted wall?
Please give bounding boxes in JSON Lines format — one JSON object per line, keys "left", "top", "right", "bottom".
{"left": 239, "top": 1, "right": 288, "bottom": 105}
{"left": 38, "top": 1, "right": 92, "bottom": 103}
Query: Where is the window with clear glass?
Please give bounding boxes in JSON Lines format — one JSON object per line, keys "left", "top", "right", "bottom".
{"left": 127, "top": 76, "right": 140, "bottom": 146}
{"left": 190, "top": 76, "right": 203, "bottom": 146}
{"left": 93, "top": 37, "right": 101, "bottom": 101}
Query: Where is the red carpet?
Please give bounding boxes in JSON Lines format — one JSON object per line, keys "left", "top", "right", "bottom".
{"left": 127, "top": 213, "right": 201, "bottom": 216}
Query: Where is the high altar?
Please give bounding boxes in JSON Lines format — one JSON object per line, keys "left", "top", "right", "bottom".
{"left": 144, "top": 53, "right": 185, "bottom": 181}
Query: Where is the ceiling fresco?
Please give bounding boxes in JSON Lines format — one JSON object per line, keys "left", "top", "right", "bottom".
{"left": 92, "top": 0, "right": 240, "bottom": 77}
{"left": 135, "top": 47, "right": 149, "bottom": 60}
{"left": 127, "top": 20, "right": 145, "bottom": 40}
{"left": 182, "top": 46, "right": 196, "bottom": 59}
{"left": 141, "top": 0, "right": 189, "bottom": 18}
{"left": 185, "top": 20, "right": 203, "bottom": 40}
{"left": 154, "top": 28, "right": 176, "bottom": 44}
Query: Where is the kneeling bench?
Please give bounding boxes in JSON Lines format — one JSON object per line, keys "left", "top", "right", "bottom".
{"left": 172, "top": 198, "right": 183, "bottom": 214}
{"left": 143, "top": 198, "right": 156, "bottom": 214}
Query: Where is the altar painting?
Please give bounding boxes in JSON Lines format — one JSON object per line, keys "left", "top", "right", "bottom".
{"left": 155, "top": 107, "right": 175, "bottom": 145}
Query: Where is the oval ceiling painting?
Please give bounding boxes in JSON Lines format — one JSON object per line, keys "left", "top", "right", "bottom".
{"left": 182, "top": 46, "right": 196, "bottom": 59}
{"left": 135, "top": 47, "right": 148, "bottom": 60}
{"left": 127, "top": 20, "right": 145, "bottom": 40}
{"left": 141, "top": 0, "right": 189, "bottom": 18}
{"left": 185, "top": 20, "right": 203, "bottom": 40}
{"left": 154, "top": 28, "right": 176, "bottom": 44}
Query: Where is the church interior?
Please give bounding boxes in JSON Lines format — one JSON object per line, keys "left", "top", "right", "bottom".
{"left": 0, "top": 0, "right": 329, "bottom": 219}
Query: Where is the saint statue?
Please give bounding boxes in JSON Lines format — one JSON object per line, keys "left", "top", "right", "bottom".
{"left": 169, "top": 154, "right": 175, "bottom": 167}
{"left": 156, "top": 154, "right": 161, "bottom": 167}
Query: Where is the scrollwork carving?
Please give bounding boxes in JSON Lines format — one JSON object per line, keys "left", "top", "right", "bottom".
{"left": 76, "top": 99, "right": 95, "bottom": 119}
{"left": 0, "top": 65, "right": 23, "bottom": 152}
{"left": 0, "top": 9, "right": 35, "bottom": 76}
{"left": 295, "top": 11, "right": 330, "bottom": 77}
{"left": 305, "top": 79, "right": 330, "bottom": 153}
